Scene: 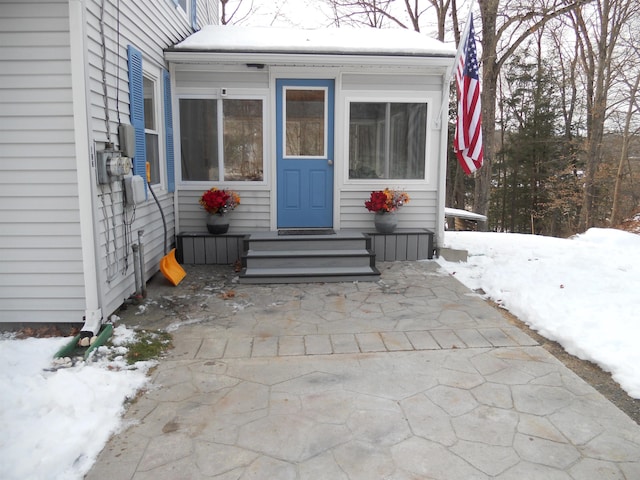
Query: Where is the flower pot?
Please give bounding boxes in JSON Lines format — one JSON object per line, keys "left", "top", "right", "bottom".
{"left": 206, "top": 214, "right": 230, "bottom": 234}
{"left": 374, "top": 211, "right": 398, "bottom": 233}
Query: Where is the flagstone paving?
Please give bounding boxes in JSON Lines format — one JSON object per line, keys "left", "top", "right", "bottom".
{"left": 86, "top": 261, "right": 640, "bottom": 480}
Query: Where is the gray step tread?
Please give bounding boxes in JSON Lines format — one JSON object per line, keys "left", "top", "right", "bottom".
{"left": 238, "top": 274, "right": 381, "bottom": 284}
{"left": 241, "top": 266, "right": 380, "bottom": 277}
{"left": 248, "top": 232, "right": 367, "bottom": 240}
{"left": 245, "top": 249, "right": 373, "bottom": 258}
{"left": 246, "top": 243, "right": 369, "bottom": 252}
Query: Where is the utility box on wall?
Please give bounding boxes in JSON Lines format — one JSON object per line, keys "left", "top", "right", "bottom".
{"left": 124, "top": 174, "right": 146, "bottom": 206}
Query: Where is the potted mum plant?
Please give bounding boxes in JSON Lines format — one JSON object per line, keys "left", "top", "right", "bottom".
{"left": 199, "top": 187, "right": 240, "bottom": 234}
{"left": 364, "top": 188, "right": 410, "bottom": 233}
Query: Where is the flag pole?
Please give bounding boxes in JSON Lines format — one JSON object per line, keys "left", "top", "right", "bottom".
{"left": 435, "top": 6, "right": 475, "bottom": 128}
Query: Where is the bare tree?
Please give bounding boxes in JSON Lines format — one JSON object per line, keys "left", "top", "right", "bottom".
{"left": 220, "top": 0, "right": 254, "bottom": 25}
{"left": 325, "top": 1, "right": 409, "bottom": 29}
{"left": 323, "top": 0, "right": 449, "bottom": 32}
{"left": 473, "top": 0, "right": 589, "bottom": 217}
{"left": 611, "top": 54, "right": 640, "bottom": 226}
{"left": 426, "top": 0, "right": 453, "bottom": 40}
{"left": 571, "top": 0, "right": 639, "bottom": 229}
{"left": 546, "top": 19, "right": 581, "bottom": 154}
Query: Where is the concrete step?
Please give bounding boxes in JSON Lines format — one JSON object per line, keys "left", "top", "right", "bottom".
{"left": 243, "top": 249, "right": 375, "bottom": 269}
{"left": 239, "top": 232, "right": 379, "bottom": 283}
{"left": 244, "top": 232, "right": 370, "bottom": 252}
{"left": 238, "top": 265, "right": 381, "bottom": 284}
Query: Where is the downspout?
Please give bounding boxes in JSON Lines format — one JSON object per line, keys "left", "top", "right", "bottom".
{"left": 435, "top": 69, "right": 452, "bottom": 252}
{"left": 169, "top": 62, "right": 181, "bottom": 234}
{"left": 69, "top": 0, "right": 103, "bottom": 335}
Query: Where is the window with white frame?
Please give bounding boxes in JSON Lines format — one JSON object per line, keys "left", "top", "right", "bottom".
{"left": 127, "top": 45, "right": 174, "bottom": 192}
{"left": 172, "top": 0, "right": 197, "bottom": 30}
{"left": 143, "top": 76, "right": 161, "bottom": 185}
{"left": 179, "top": 97, "right": 265, "bottom": 182}
{"left": 284, "top": 88, "right": 326, "bottom": 157}
{"left": 348, "top": 102, "right": 427, "bottom": 180}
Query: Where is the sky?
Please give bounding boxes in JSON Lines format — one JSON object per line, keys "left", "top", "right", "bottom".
{"left": 225, "top": 0, "right": 334, "bottom": 28}
{"left": 1, "top": 227, "right": 639, "bottom": 479}
{"left": 225, "top": 0, "right": 447, "bottom": 34}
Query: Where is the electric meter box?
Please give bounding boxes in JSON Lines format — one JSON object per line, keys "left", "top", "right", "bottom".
{"left": 124, "top": 174, "right": 146, "bottom": 206}
{"left": 97, "top": 150, "right": 132, "bottom": 184}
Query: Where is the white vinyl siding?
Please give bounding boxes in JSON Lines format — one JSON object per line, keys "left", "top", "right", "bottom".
{"left": 341, "top": 73, "right": 443, "bottom": 92}
{"left": 0, "top": 0, "right": 84, "bottom": 323}
{"left": 0, "top": 0, "right": 217, "bottom": 324}
{"left": 84, "top": 0, "right": 206, "bottom": 318}
{"left": 179, "top": 189, "right": 271, "bottom": 232}
{"left": 339, "top": 189, "right": 438, "bottom": 231}
{"left": 174, "top": 68, "right": 270, "bottom": 90}
{"left": 176, "top": 183, "right": 439, "bottom": 233}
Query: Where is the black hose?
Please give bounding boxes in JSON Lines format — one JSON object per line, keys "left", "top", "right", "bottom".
{"left": 147, "top": 183, "right": 168, "bottom": 256}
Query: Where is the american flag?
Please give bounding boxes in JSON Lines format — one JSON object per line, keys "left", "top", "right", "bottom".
{"left": 454, "top": 14, "right": 483, "bottom": 175}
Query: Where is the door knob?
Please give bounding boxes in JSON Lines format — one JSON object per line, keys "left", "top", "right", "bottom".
{"left": 328, "top": 159, "right": 334, "bottom": 165}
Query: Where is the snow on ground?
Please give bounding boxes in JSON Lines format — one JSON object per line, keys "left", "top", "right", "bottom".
{"left": 0, "top": 228, "right": 638, "bottom": 479}
{"left": 436, "top": 228, "right": 640, "bottom": 399}
{"left": 0, "top": 325, "right": 153, "bottom": 480}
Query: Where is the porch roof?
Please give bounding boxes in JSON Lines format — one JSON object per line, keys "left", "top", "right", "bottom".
{"left": 167, "top": 25, "right": 455, "bottom": 59}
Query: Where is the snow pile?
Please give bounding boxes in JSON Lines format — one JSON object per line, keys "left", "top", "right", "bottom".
{"left": 437, "top": 228, "right": 640, "bottom": 398}
{"left": 0, "top": 327, "right": 152, "bottom": 480}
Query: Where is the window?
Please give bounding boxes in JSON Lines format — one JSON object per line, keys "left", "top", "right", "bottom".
{"left": 284, "top": 88, "right": 326, "bottom": 157}
{"left": 127, "top": 45, "right": 175, "bottom": 193}
{"left": 223, "top": 99, "right": 264, "bottom": 181}
{"left": 348, "top": 102, "right": 427, "bottom": 179}
{"left": 143, "top": 76, "right": 160, "bottom": 185}
{"left": 179, "top": 98, "right": 264, "bottom": 182}
{"left": 173, "top": 0, "right": 197, "bottom": 30}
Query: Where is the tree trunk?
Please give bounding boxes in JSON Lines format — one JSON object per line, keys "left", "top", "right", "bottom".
{"left": 576, "top": 0, "right": 635, "bottom": 230}
{"left": 611, "top": 72, "right": 640, "bottom": 225}
{"left": 474, "top": 0, "right": 500, "bottom": 218}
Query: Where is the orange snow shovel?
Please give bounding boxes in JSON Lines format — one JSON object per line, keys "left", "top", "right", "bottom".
{"left": 160, "top": 248, "right": 186, "bottom": 286}
{"left": 147, "top": 163, "right": 186, "bottom": 286}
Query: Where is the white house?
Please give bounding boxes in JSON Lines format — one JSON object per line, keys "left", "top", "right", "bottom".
{"left": 0, "top": 3, "right": 455, "bottom": 330}
{"left": 0, "top": 0, "right": 216, "bottom": 331}
{"left": 167, "top": 26, "right": 455, "bottom": 278}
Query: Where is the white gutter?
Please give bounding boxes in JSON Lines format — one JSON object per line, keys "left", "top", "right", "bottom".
{"left": 69, "top": 0, "right": 103, "bottom": 334}
{"left": 164, "top": 51, "right": 454, "bottom": 69}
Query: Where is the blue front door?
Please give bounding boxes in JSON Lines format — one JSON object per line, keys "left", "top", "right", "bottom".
{"left": 276, "top": 79, "right": 334, "bottom": 228}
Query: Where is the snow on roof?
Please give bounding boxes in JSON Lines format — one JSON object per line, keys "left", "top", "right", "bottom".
{"left": 171, "top": 25, "right": 455, "bottom": 57}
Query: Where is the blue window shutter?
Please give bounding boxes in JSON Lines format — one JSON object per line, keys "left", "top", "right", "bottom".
{"left": 163, "top": 70, "right": 175, "bottom": 193}
{"left": 127, "top": 45, "right": 147, "bottom": 197}
{"left": 191, "top": 0, "right": 198, "bottom": 30}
